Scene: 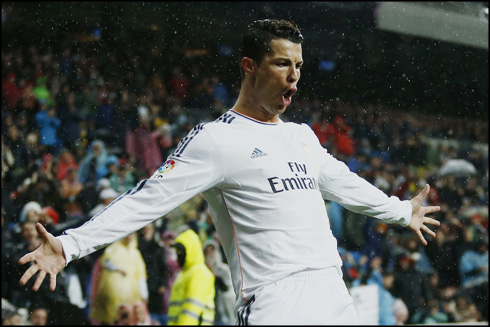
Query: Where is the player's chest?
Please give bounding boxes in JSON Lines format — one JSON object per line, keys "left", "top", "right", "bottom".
{"left": 220, "top": 132, "right": 321, "bottom": 190}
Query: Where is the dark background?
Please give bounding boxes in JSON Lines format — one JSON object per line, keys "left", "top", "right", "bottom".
{"left": 2, "top": 1, "right": 488, "bottom": 120}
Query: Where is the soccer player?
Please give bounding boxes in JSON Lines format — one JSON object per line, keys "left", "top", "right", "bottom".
{"left": 19, "top": 19, "right": 440, "bottom": 325}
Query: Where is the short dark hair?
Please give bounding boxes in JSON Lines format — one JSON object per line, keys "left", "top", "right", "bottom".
{"left": 239, "top": 19, "right": 303, "bottom": 80}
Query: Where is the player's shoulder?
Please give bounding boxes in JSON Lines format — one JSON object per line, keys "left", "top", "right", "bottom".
{"left": 175, "top": 112, "right": 238, "bottom": 147}
{"left": 284, "top": 121, "right": 316, "bottom": 134}
{"left": 284, "top": 121, "right": 322, "bottom": 144}
{"left": 195, "top": 111, "right": 242, "bottom": 137}
{"left": 190, "top": 111, "right": 239, "bottom": 132}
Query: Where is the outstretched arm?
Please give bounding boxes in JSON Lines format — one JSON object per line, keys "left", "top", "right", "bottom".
{"left": 408, "top": 184, "right": 441, "bottom": 246}
{"left": 18, "top": 223, "right": 66, "bottom": 291}
{"left": 18, "top": 126, "right": 224, "bottom": 292}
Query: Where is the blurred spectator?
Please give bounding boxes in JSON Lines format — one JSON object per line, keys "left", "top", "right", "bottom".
{"left": 211, "top": 75, "right": 229, "bottom": 107}
{"left": 446, "top": 293, "right": 482, "bottom": 323}
{"left": 115, "top": 303, "right": 134, "bottom": 326}
{"left": 19, "top": 201, "right": 44, "bottom": 225}
{"left": 2, "top": 72, "right": 23, "bottom": 112}
{"left": 463, "top": 176, "right": 486, "bottom": 206}
{"left": 209, "top": 98, "right": 228, "bottom": 121}
{"left": 168, "top": 66, "right": 190, "bottom": 102}
{"left": 3, "top": 221, "right": 42, "bottom": 307}
{"left": 42, "top": 206, "right": 59, "bottom": 226}
{"left": 60, "top": 166, "right": 84, "bottom": 217}
{"left": 393, "top": 297, "right": 409, "bottom": 325}
{"left": 28, "top": 305, "right": 48, "bottom": 326}
{"left": 88, "top": 187, "right": 119, "bottom": 217}
{"left": 58, "top": 47, "right": 74, "bottom": 80}
{"left": 113, "top": 300, "right": 160, "bottom": 325}
{"left": 187, "top": 76, "right": 214, "bottom": 110}
{"left": 417, "top": 299, "right": 449, "bottom": 324}
{"left": 391, "top": 254, "right": 432, "bottom": 323}
{"left": 57, "top": 92, "right": 83, "bottom": 152}
{"left": 56, "top": 148, "right": 79, "bottom": 181}
{"left": 402, "top": 233, "right": 433, "bottom": 274}
{"left": 126, "top": 114, "right": 163, "bottom": 176}
{"left": 157, "top": 122, "right": 174, "bottom": 161}
{"left": 15, "top": 172, "right": 63, "bottom": 224}
{"left": 5, "top": 125, "right": 29, "bottom": 176}
{"left": 78, "top": 84, "right": 99, "bottom": 120}
{"left": 438, "top": 175, "right": 464, "bottom": 210}
{"left": 341, "top": 209, "right": 368, "bottom": 252}
{"left": 312, "top": 110, "right": 334, "bottom": 147}
{"left": 2, "top": 210, "right": 15, "bottom": 297}
{"left": 32, "top": 77, "right": 53, "bottom": 106}
{"left": 331, "top": 115, "right": 355, "bottom": 157}
{"left": 362, "top": 221, "right": 394, "bottom": 270}
{"left": 107, "top": 158, "right": 136, "bottom": 194}
{"left": 110, "top": 89, "right": 139, "bottom": 150}
{"left": 40, "top": 152, "right": 56, "bottom": 180}
{"left": 168, "top": 229, "right": 215, "bottom": 325}
{"left": 89, "top": 233, "right": 148, "bottom": 325}
{"left": 351, "top": 255, "right": 409, "bottom": 325}
{"left": 24, "top": 132, "right": 42, "bottom": 167}
{"left": 18, "top": 77, "right": 37, "bottom": 115}
{"left": 137, "top": 222, "right": 169, "bottom": 326}
{"left": 425, "top": 223, "right": 462, "bottom": 287}
{"left": 459, "top": 238, "right": 488, "bottom": 288}
{"left": 96, "top": 86, "right": 116, "bottom": 132}
{"left": 35, "top": 101, "right": 62, "bottom": 154}
{"left": 133, "top": 299, "right": 161, "bottom": 325}
{"left": 1, "top": 309, "right": 23, "bottom": 326}
{"left": 203, "top": 239, "right": 236, "bottom": 325}
{"left": 77, "top": 139, "right": 112, "bottom": 185}
{"left": 160, "top": 230, "right": 181, "bottom": 320}
{"left": 346, "top": 150, "right": 370, "bottom": 173}
{"left": 97, "top": 176, "right": 112, "bottom": 192}
{"left": 19, "top": 221, "right": 43, "bottom": 251}
{"left": 2, "top": 134, "right": 16, "bottom": 181}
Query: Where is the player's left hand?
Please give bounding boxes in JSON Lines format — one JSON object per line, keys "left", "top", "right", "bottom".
{"left": 409, "top": 184, "right": 441, "bottom": 246}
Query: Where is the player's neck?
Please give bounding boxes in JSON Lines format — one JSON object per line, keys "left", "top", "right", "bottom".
{"left": 232, "top": 88, "right": 280, "bottom": 123}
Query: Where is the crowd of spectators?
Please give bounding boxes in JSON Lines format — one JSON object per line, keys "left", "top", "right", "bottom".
{"left": 2, "top": 28, "right": 488, "bottom": 325}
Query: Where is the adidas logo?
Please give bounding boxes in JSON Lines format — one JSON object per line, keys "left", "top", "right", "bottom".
{"left": 251, "top": 148, "right": 267, "bottom": 159}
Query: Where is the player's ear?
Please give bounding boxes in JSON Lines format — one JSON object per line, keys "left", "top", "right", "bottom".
{"left": 241, "top": 57, "right": 257, "bottom": 76}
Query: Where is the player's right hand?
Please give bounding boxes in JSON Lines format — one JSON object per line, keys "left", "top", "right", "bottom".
{"left": 18, "top": 223, "right": 66, "bottom": 291}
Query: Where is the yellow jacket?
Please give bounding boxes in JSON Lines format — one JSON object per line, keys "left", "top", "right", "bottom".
{"left": 168, "top": 229, "right": 215, "bottom": 325}
{"left": 89, "top": 233, "right": 147, "bottom": 324}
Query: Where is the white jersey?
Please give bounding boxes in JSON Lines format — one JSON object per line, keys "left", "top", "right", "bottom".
{"left": 58, "top": 109, "right": 411, "bottom": 304}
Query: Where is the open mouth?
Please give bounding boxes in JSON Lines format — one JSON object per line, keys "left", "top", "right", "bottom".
{"left": 282, "top": 88, "right": 297, "bottom": 106}
{"left": 283, "top": 88, "right": 297, "bottom": 98}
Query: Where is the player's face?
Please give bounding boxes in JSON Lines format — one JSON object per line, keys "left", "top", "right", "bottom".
{"left": 254, "top": 39, "right": 303, "bottom": 117}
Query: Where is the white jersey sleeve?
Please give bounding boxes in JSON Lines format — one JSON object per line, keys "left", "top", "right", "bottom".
{"left": 303, "top": 124, "right": 412, "bottom": 226}
{"left": 58, "top": 123, "right": 225, "bottom": 264}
